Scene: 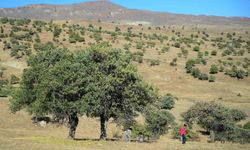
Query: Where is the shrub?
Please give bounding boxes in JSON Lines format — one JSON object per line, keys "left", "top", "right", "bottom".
{"left": 131, "top": 51, "right": 144, "bottom": 63}
{"left": 69, "top": 32, "right": 85, "bottom": 43}
{"left": 210, "top": 65, "right": 218, "bottom": 74}
{"left": 182, "top": 101, "right": 248, "bottom": 143}
{"left": 211, "top": 50, "right": 217, "bottom": 56}
{"left": 243, "top": 121, "right": 250, "bottom": 130}
{"left": 136, "top": 41, "right": 144, "bottom": 49}
{"left": 10, "top": 74, "right": 20, "bottom": 84}
{"left": 174, "top": 42, "right": 181, "bottom": 48}
{"left": 144, "top": 106, "right": 175, "bottom": 139}
{"left": 0, "top": 86, "right": 12, "bottom": 97}
{"left": 160, "top": 93, "right": 176, "bottom": 110}
{"left": 209, "top": 75, "right": 215, "bottom": 82}
{"left": 198, "top": 73, "right": 208, "bottom": 80}
{"left": 53, "top": 26, "right": 62, "bottom": 38}
{"left": 193, "top": 46, "right": 200, "bottom": 52}
{"left": 150, "top": 59, "right": 160, "bottom": 66}
{"left": 34, "top": 42, "right": 55, "bottom": 51}
{"left": 185, "top": 59, "right": 195, "bottom": 73}
{"left": 161, "top": 47, "right": 170, "bottom": 53}
{"left": 170, "top": 58, "right": 177, "bottom": 66}
{"left": 191, "top": 68, "right": 201, "bottom": 78}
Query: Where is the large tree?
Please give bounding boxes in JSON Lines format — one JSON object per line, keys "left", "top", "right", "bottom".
{"left": 10, "top": 45, "right": 158, "bottom": 140}
{"left": 10, "top": 48, "right": 87, "bottom": 139}
{"left": 76, "top": 46, "right": 158, "bottom": 139}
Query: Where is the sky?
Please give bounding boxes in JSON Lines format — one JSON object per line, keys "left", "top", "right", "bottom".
{"left": 0, "top": 0, "right": 249, "bottom": 18}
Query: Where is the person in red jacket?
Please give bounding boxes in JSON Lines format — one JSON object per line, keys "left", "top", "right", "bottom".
{"left": 180, "top": 124, "right": 187, "bottom": 144}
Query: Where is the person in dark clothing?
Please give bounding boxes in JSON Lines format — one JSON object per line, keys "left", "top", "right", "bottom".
{"left": 68, "top": 112, "right": 79, "bottom": 139}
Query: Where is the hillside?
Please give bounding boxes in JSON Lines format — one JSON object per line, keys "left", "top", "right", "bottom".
{"left": 0, "top": 1, "right": 250, "bottom": 26}
{"left": 0, "top": 15, "right": 250, "bottom": 149}
{"left": 1, "top": 97, "right": 250, "bottom": 150}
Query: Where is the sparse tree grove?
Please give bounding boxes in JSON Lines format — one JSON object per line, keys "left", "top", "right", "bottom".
{"left": 0, "top": 17, "right": 248, "bottom": 144}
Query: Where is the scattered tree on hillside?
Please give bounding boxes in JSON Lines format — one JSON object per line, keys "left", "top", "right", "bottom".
{"left": 10, "top": 45, "right": 158, "bottom": 140}
{"left": 182, "top": 101, "right": 249, "bottom": 143}
{"left": 76, "top": 45, "right": 158, "bottom": 139}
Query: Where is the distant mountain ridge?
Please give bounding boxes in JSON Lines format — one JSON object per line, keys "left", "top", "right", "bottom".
{"left": 0, "top": 1, "right": 250, "bottom": 26}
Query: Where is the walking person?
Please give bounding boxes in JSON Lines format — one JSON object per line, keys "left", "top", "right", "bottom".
{"left": 180, "top": 124, "right": 187, "bottom": 144}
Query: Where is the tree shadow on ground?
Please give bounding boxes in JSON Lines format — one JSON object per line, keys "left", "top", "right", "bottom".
{"left": 74, "top": 138, "right": 155, "bottom": 143}
{"left": 74, "top": 138, "right": 120, "bottom": 141}
{"left": 197, "top": 130, "right": 209, "bottom": 135}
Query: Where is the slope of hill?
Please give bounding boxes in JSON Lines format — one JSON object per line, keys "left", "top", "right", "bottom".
{"left": 0, "top": 5, "right": 250, "bottom": 149}
{"left": 0, "top": 1, "right": 250, "bottom": 26}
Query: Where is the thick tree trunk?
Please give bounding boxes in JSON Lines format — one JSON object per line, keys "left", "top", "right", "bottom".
{"left": 100, "top": 114, "right": 108, "bottom": 140}
{"left": 68, "top": 112, "right": 79, "bottom": 139}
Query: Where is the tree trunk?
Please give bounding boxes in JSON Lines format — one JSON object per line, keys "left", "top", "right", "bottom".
{"left": 100, "top": 114, "right": 108, "bottom": 140}
{"left": 68, "top": 112, "right": 79, "bottom": 139}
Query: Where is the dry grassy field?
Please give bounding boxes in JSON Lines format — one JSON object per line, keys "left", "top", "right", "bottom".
{"left": 0, "top": 19, "right": 250, "bottom": 149}
{"left": 1, "top": 97, "right": 250, "bottom": 150}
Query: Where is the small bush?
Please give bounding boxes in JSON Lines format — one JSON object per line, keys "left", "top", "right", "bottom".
{"left": 243, "top": 121, "right": 250, "bottom": 130}
{"left": 193, "top": 46, "right": 200, "bottom": 52}
{"left": 10, "top": 74, "right": 20, "bottom": 84}
{"left": 144, "top": 106, "right": 175, "bottom": 139}
{"left": 150, "top": 59, "right": 160, "bottom": 66}
{"left": 209, "top": 75, "right": 215, "bottom": 82}
{"left": 210, "top": 65, "right": 218, "bottom": 74}
{"left": 160, "top": 93, "right": 176, "bottom": 110}
{"left": 211, "top": 50, "right": 217, "bottom": 56}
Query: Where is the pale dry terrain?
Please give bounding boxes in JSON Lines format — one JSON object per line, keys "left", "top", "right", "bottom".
{"left": 1, "top": 97, "right": 250, "bottom": 150}
{"left": 0, "top": 19, "right": 250, "bottom": 149}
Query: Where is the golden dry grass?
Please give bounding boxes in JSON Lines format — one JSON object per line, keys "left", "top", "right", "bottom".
{"left": 0, "top": 19, "right": 250, "bottom": 149}
{"left": 1, "top": 97, "right": 250, "bottom": 150}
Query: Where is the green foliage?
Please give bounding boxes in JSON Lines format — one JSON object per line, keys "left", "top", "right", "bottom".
{"left": 161, "top": 47, "right": 169, "bottom": 53}
{"left": 10, "top": 44, "right": 31, "bottom": 58}
{"left": 69, "top": 32, "right": 85, "bottom": 43}
{"left": 0, "top": 85, "right": 12, "bottom": 97}
{"left": 53, "top": 26, "right": 62, "bottom": 38}
{"left": 211, "top": 50, "right": 217, "bottom": 56}
{"left": 191, "top": 68, "right": 201, "bottom": 78}
{"left": 209, "top": 75, "right": 215, "bottom": 82}
{"left": 131, "top": 123, "right": 151, "bottom": 139}
{"left": 150, "top": 59, "right": 160, "bottom": 66}
{"left": 215, "top": 125, "right": 250, "bottom": 143}
{"left": 144, "top": 105, "right": 175, "bottom": 139}
{"left": 33, "top": 42, "right": 55, "bottom": 51}
{"left": 10, "top": 74, "right": 20, "bottom": 84}
{"left": 123, "top": 43, "right": 130, "bottom": 51}
{"left": 193, "top": 46, "right": 200, "bottom": 52}
{"left": 174, "top": 42, "right": 181, "bottom": 48}
{"left": 1, "top": 17, "right": 9, "bottom": 24}
{"left": 170, "top": 58, "right": 177, "bottom": 66}
{"left": 198, "top": 73, "right": 209, "bottom": 80}
{"left": 159, "top": 93, "right": 176, "bottom": 110}
{"left": 197, "top": 52, "right": 203, "bottom": 58}
{"left": 182, "top": 101, "right": 248, "bottom": 143}
{"left": 225, "top": 67, "right": 247, "bottom": 79}
{"left": 77, "top": 45, "right": 159, "bottom": 139}
{"left": 93, "top": 32, "right": 102, "bottom": 43}
{"left": 136, "top": 41, "right": 144, "bottom": 49}
{"left": 185, "top": 59, "right": 196, "bottom": 73}
{"left": 131, "top": 51, "right": 144, "bottom": 63}
{"left": 115, "top": 26, "right": 121, "bottom": 32}
{"left": 210, "top": 64, "right": 218, "bottom": 74}
{"left": 243, "top": 121, "right": 250, "bottom": 130}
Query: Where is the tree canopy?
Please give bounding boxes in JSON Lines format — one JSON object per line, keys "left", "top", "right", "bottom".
{"left": 10, "top": 45, "right": 159, "bottom": 139}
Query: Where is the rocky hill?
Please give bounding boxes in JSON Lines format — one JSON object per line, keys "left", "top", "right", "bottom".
{"left": 0, "top": 1, "right": 250, "bottom": 26}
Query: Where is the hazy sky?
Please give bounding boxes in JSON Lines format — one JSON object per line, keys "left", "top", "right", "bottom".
{"left": 0, "top": 0, "right": 249, "bottom": 18}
